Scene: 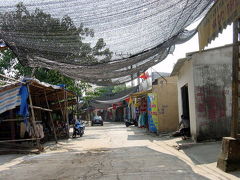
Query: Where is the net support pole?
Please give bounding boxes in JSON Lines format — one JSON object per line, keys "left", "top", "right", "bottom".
{"left": 44, "top": 90, "right": 58, "bottom": 143}
{"left": 10, "top": 110, "right": 15, "bottom": 140}
{"left": 217, "top": 19, "right": 240, "bottom": 172}
{"left": 27, "top": 84, "right": 43, "bottom": 152}
{"left": 56, "top": 92, "right": 64, "bottom": 117}
{"left": 231, "top": 19, "right": 239, "bottom": 138}
{"left": 137, "top": 72, "right": 140, "bottom": 85}
{"left": 64, "top": 89, "right": 70, "bottom": 138}
{"left": 130, "top": 65, "right": 134, "bottom": 87}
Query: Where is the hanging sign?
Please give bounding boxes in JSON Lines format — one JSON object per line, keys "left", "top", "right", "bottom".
{"left": 198, "top": 0, "right": 240, "bottom": 50}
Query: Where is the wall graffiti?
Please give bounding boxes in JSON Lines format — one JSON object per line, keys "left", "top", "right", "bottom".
{"left": 159, "top": 105, "right": 168, "bottom": 115}
{"left": 195, "top": 86, "right": 227, "bottom": 125}
{"left": 193, "top": 64, "right": 232, "bottom": 141}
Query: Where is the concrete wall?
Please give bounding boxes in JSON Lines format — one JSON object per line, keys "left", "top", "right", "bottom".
{"left": 192, "top": 46, "right": 232, "bottom": 141}
{"left": 176, "top": 45, "right": 232, "bottom": 141}
{"left": 152, "top": 76, "right": 179, "bottom": 132}
{"left": 177, "top": 60, "right": 197, "bottom": 139}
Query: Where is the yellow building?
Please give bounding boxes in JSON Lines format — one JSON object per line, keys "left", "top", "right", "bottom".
{"left": 152, "top": 76, "right": 179, "bottom": 132}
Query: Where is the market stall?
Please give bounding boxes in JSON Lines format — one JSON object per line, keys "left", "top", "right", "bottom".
{"left": 0, "top": 76, "right": 76, "bottom": 153}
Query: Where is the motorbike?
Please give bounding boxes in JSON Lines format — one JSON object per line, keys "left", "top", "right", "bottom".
{"left": 72, "top": 121, "right": 85, "bottom": 138}
{"left": 125, "top": 118, "right": 138, "bottom": 127}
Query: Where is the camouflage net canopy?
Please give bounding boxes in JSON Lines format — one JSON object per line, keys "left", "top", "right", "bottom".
{"left": 0, "top": 0, "right": 213, "bottom": 85}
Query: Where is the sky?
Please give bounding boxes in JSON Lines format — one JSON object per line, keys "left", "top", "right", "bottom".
{"left": 152, "top": 24, "right": 233, "bottom": 74}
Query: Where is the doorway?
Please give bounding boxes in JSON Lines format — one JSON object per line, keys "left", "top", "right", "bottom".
{"left": 181, "top": 85, "right": 190, "bottom": 135}
{"left": 181, "top": 85, "right": 190, "bottom": 119}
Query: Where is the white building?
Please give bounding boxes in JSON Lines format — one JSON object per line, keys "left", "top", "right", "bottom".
{"left": 171, "top": 45, "right": 233, "bottom": 141}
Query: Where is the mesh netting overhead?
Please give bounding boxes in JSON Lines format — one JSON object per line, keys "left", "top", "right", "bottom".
{"left": 0, "top": 0, "right": 213, "bottom": 85}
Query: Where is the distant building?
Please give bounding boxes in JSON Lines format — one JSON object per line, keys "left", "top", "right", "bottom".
{"left": 171, "top": 45, "right": 232, "bottom": 141}
{"left": 151, "top": 72, "right": 170, "bottom": 83}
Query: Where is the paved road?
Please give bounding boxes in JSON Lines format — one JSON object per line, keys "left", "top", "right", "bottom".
{"left": 0, "top": 122, "right": 211, "bottom": 180}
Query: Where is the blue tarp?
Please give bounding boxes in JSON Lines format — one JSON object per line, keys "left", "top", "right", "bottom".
{"left": 18, "top": 85, "right": 29, "bottom": 118}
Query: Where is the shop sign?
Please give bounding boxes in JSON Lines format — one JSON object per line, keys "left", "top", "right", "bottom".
{"left": 198, "top": 0, "right": 240, "bottom": 50}
{"left": 147, "top": 93, "right": 159, "bottom": 132}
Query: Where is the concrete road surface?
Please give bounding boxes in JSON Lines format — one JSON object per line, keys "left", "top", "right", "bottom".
{"left": 0, "top": 122, "right": 233, "bottom": 180}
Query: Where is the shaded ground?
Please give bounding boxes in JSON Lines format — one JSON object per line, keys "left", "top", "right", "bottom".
{"left": 0, "top": 122, "right": 238, "bottom": 180}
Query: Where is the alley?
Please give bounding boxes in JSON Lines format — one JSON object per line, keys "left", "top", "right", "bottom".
{"left": 0, "top": 122, "right": 238, "bottom": 180}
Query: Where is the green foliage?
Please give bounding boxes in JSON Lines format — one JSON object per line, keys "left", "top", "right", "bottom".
{"left": 112, "top": 84, "right": 127, "bottom": 93}
{"left": 85, "top": 86, "right": 112, "bottom": 99}
{"left": 0, "top": 3, "right": 114, "bottom": 96}
{"left": 0, "top": 2, "right": 112, "bottom": 65}
{"left": 0, "top": 50, "right": 14, "bottom": 74}
{"left": 83, "top": 84, "right": 127, "bottom": 102}
{"left": 0, "top": 49, "right": 90, "bottom": 95}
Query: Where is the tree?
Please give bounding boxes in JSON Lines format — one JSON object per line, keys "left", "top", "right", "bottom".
{"left": 0, "top": 2, "right": 112, "bottom": 65}
{"left": 83, "top": 84, "right": 127, "bottom": 102}
{"left": 0, "top": 3, "right": 113, "bottom": 95}
{"left": 0, "top": 49, "right": 90, "bottom": 95}
{"left": 112, "top": 84, "right": 127, "bottom": 93}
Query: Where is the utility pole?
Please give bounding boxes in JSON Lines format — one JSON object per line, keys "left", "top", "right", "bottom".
{"left": 231, "top": 19, "right": 240, "bottom": 138}
{"left": 130, "top": 65, "right": 134, "bottom": 87}
{"left": 137, "top": 72, "right": 140, "bottom": 85}
{"left": 217, "top": 19, "right": 240, "bottom": 172}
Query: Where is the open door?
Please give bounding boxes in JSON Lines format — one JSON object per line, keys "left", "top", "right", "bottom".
{"left": 181, "top": 85, "right": 189, "bottom": 118}
{"left": 181, "top": 85, "right": 190, "bottom": 134}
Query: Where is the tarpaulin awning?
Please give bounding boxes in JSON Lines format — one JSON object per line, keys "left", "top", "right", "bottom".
{"left": 0, "top": 77, "right": 76, "bottom": 114}
{"left": 198, "top": 0, "right": 240, "bottom": 50}
{"left": 0, "top": 82, "right": 21, "bottom": 114}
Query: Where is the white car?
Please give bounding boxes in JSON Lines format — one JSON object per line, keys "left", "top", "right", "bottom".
{"left": 91, "top": 115, "right": 103, "bottom": 126}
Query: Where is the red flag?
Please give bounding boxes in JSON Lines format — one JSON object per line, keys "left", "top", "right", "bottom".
{"left": 125, "top": 97, "right": 130, "bottom": 102}
{"left": 112, "top": 104, "right": 117, "bottom": 110}
{"left": 139, "top": 72, "right": 149, "bottom": 80}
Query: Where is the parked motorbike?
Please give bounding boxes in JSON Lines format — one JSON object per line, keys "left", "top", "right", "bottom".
{"left": 125, "top": 119, "right": 138, "bottom": 127}
{"left": 72, "top": 121, "right": 85, "bottom": 138}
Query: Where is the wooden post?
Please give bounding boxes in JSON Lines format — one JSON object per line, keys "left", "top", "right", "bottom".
{"left": 231, "top": 19, "right": 239, "bottom": 138}
{"left": 137, "top": 72, "right": 140, "bottom": 85}
{"left": 27, "top": 84, "right": 42, "bottom": 151}
{"left": 64, "top": 89, "right": 70, "bottom": 138}
{"left": 130, "top": 65, "right": 134, "bottom": 87}
{"left": 56, "top": 92, "right": 64, "bottom": 118}
{"left": 76, "top": 95, "right": 79, "bottom": 119}
{"left": 44, "top": 90, "right": 58, "bottom": 143}
{"left": 9, "top": 110, "right": 15, "bottom": 140}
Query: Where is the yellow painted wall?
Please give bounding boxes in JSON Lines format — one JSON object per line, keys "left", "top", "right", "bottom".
{"left": 152, "top": 76, "right": 179, "bottom": 132}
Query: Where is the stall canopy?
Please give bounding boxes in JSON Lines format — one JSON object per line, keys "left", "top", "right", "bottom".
{"left": 0, "top": 78, "right": 76, "bottom": 115}
{"left": 198, "top": 0, "right": 240, "bottom": 50}
{"left": 0, "top": 82, "right": 21, "bottom": 114}
{"left": 130, "top": 89, "right": 152, "bottom": 98}
{"left": 0, "top": 0, "right": 213, "bottom": 85}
